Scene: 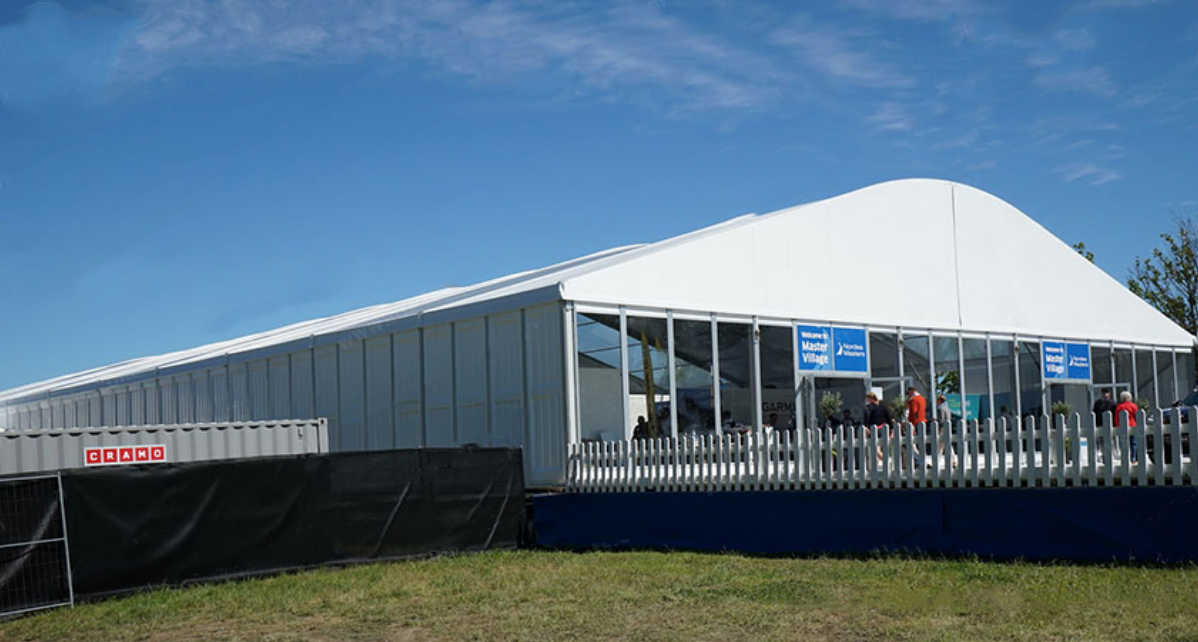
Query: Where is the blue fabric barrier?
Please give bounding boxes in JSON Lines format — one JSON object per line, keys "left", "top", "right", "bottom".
{"left": 532, "top": 488, "right": 1198, "bottom": 563}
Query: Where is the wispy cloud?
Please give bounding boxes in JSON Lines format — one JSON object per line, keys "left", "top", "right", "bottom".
{"left": 1053, "top": 28, "right": 1096, "bottom": 51}
{"left": 838, "top": 0, "right": 986, "bottom": 22}
{"left": 768, "top": 18, "right": 915, "bottom": 89}
{"left": 109, "top": 0, "right": 789, "bottom": 112}
{"left": 1054, "top": 162, "right": 1124, "bottom": 185}
{"left": 867, "top": 103, "right": 915, "bottom": 131}
{"left": 964, "top": 159, "right": 996, "bottom": 170}
{"left": 1033, "top": 66, "right": 1118, "bottom": 97}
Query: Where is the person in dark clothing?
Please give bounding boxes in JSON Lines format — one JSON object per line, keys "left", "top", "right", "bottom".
{"left": 863, "top": 392, "right": 893, "bottom": 429}
{"left": 1093, "top": 388, "right": 1116, "bottom": 427}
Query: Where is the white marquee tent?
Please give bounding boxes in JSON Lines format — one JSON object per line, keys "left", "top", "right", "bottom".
{"left": 2, "top": 179, "right": 1193, "bottom": 485}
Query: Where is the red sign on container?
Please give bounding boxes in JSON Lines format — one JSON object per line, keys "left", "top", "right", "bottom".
{"left": 83, "top": 445, "right": 168, "bottom": 467}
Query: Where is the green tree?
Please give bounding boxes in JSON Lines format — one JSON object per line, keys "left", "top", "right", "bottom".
{"left": 1072, "top": 241, "right": 1094, "bottom": 263}
{"left": 1128, "top": 218, "right": 1198, "bottom": 335}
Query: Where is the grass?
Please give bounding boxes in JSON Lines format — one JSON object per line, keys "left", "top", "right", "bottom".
{"left": 3, "top": 550, "right": 1198, "bottom": 641}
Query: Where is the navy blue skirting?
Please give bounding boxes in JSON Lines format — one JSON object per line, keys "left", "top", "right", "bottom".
{"left": 532, "top": 487, "right": 1198, "bottom": 563}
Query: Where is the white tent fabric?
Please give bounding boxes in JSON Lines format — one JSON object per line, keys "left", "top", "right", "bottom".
{"left": 3, "top": 178, "right": 1191, "bottom": 405}
{"left": 559, "top": 179, "right": 1195, "bottom": 347}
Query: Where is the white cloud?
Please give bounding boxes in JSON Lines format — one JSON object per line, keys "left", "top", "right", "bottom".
{"left": 1053, "top": 28, "right": 1096, "bottom": 51}
{"left": 108, "top": 0, "right": 789, "bottom": 112}
{"left": 1053, "top": 162, "right": 1124, "bottom": 186}
{"left": 838, "top": 0, "right": 986, "bottom": 22}
{"left": 768, "top": 18, "right": 915, "bottom": 89}
{"left": 1033, "top": 67, "right": 1118, "bottom": 97}
{"left": 933, "top": 130, "right": 979, "bottom": 150}
{"left": 867, "top": 103, "right": 915, "bottom": 131}
{"left": 964, "top": 160, "right": 996, "bottom": 170}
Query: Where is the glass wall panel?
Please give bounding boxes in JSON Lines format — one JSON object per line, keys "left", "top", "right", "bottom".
{"left": 1178, "top": 351, "right": 1197, "bottom": 398}
{"left": 673, "top": 319, "right": 715, "bottom": 434}
{"left": 1018, "top": 341, "right": 1044, "bottom": 417}
{"left": 901, "top": 333, "right": 932, "bottom": 424}
{"left": 1135, "top": 348, "right": 1156, "bottom": 410}
{"left": 718, "top": 323, "right": 754, "bottom": 432}
{"left": 1156, "top": 349, "right": 1177, "bottom": 406}
{"left": 1092, "top": 346, "right": 1113, "bottom": 385}
{"left": 1114, "top": 348, "right": 1134, "bottom": 387}
{"left": 991, "top": 340, "right": 1016, "bottom": 425}
{"left": 626, "top": 316, "right": 671, "bottom": 439}
{"left": 933, "top": 336, "right": 962, "bottom": 423}
{"left": 576, "top": 313, "right": 624, "bottom": 441}
{"left": 962, "top": 338, "right": 990, "bottom": 420}
{"left": 759, "top": 326, "right": 795, "bottom": 431}
{"left": 871, "top": 332, "right": 899, "bottom": 378}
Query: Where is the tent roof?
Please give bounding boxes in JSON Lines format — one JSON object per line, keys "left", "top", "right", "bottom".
{"left": 3, "top": 178, "right": 1191, "bottom": 405}
{"left": 558, "top": 179, "right": 1195, "bottom": 347}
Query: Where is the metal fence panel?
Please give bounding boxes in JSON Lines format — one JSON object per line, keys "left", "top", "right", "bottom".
{"left": 0, "top": 474, "right": 72, "bottom": 617}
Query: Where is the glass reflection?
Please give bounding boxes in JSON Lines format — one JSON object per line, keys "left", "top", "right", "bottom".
{"left": 673, "top": 319, "right": 715, "bottom": 434}
{"left": 576, "top": 313, "right": 624, "bottom": 441}
{"left": 759, "top": 326, "right": 795, "bottom": 431}
{"left": 718, "top": 323, "right": 754, "bottom": 432}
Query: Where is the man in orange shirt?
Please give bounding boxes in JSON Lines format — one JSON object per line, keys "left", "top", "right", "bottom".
{"left": 906, "top": 387, "right": 927, "bottom": 426}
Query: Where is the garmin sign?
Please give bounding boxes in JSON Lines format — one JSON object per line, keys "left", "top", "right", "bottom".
{"left": 1042, "top": 341, "right": 1091, "bottom": 382}
{"left": 798, "top": 325, "right": 868, "bottom": 374}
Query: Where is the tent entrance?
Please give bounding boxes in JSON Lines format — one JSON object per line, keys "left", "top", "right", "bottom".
{"left": 799, "top": 376, "right": 868, "bottom": 429}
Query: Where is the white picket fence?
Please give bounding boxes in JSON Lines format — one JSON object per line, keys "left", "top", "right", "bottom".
{"left": 567, "top": 409, "right": 1198, "bottom": 492}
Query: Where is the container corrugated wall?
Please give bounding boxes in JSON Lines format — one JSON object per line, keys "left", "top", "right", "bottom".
{"left": 0, "top": 419, "right": 328, "bottom": 476}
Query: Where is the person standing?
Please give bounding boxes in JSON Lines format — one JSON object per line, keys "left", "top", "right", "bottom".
{"left": 1093, "top": 388, "right": 1116, "bottom": 427}
{"left": 935, "top": 394, "right": 953, "bottom": 464}
{"left": 906, "top": 387, "right": 927, "bottom": 426}
{"left": 1114, "top": 391, "right": 1140, "bottom": 464}
{"left": 864, "top": 392, "right": 892, "bottom": 465}
{"left": 1093, "top": 388, "right": 1116, "bottom": 463}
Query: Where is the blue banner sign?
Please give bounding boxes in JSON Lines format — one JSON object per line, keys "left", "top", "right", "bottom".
{"left": 797, "top": 325, "right": 868, "bottom": 374}
{"left": 1043, "top": 341, "right": 1091, "bottom": 382}
{"left": 1066, "top": 342, "right": 1091, "bottom": 381}
{"left": 797, "top": 325, "right": 832, "bottom": 372}
{"left": 832, "top": 327, "right": 868, "bottom": 373}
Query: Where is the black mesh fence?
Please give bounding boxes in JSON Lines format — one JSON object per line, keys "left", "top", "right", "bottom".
{"left": 0, "top": 475, "right": 72, "bottom": 616}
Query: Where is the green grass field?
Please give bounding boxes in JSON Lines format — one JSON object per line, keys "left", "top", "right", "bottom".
{"left": 3, "top": 550, "right": 1197, "bottom": 642}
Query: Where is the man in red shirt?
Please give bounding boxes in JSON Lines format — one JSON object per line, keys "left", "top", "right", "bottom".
{"left": 906, "top": 387, "right": 927, "bottom": 426}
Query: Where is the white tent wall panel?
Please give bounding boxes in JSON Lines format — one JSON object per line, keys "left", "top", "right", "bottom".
{"left": 488, "top": 311, "right": 526, "bottom": 449}
{"left": 423, "top": 325, "right": 455, "bottom": 447}
{"left": 87, "top": 395, "right": 101, "bottom": 429}
{"left": 338, "top": 341, "right": 367, "bottom": 451}
{"left": 290, "top": 349, "right": 314, "bottom": 419}
{"left": 178, "top": 374, "right": 196, "bottom": 424}
{"left": 455, "top": 319, "right": 489, "bottom": 446}
{"left": 229, "top": 362, "right": 249, "bottom": 422}
{"left": 210, "top": 368, "right": 228, "bottom": 422}
{"left": 269, "top": 356, "right": 291, "bottom": 420}
{"left": 115, "top": 386, "right": 131, "bottom": 426}
{"left": 101, "top": 389, "right": 118, "bottom": 427}
{"left": 248, "top": 360, "right": 268, "bottom": 421}
{"left": 160, "top": 377, "right": 177, "bottom": 424}
{"left": 195, "top": 370, "right": 215, "bottom": 423}
{"left": 0, "top": 303, "right": 571, "bottom": 484}
{"left": 393, "top": 330, "right": 423, "bottom": 448}
{"left": 51, "top": 400, "right": 66, "bottom": 431}
{"left": 364, "top": 335, "right": 394, "bottom": 450}
{"left": 313, "top": 345, "right": 339, "bottom": 448}
{"left": 524, "top": 303, "right": 567, "bottom": 486}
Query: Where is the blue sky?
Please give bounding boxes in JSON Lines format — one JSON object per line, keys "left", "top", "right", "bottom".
{"left": 1, "top": 0, "right": 1196, "bottom": 391}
